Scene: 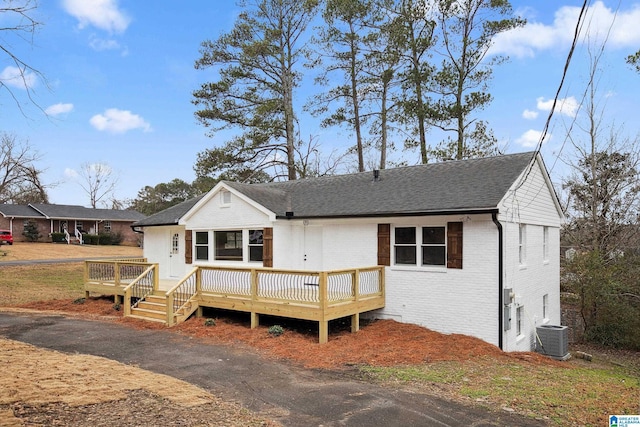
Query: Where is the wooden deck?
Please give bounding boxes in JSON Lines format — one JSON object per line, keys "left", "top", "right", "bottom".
{"left": 84, "top": 260, "right": 385, "bottom": 343}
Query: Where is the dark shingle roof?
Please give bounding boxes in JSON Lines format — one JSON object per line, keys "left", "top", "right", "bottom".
{"left": 0, "top": 203, "right": 146, "bottom": 221}
{"left": 132, "top": 195, "right": 206, "bottom": 227}
{"left": 226, "top": 152, "right": 536, "bottom": 218}
{"left": 0, "top": 205, "right": 39, "bottom": 218}
{"left": 134, "top": 152, "right": 536, "bottom": 225}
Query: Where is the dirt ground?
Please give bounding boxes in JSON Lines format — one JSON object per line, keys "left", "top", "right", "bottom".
{"left": 0, "top": 337, "right": 275, "bottom": 427}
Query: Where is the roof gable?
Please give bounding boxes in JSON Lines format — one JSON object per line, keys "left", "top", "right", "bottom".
{"left": 179, "top": 182, "right": 278, "bottom": 225}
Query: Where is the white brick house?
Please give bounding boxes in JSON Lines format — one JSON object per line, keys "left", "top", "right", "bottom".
{"left": 133, "top": 152, "right": 563, "bottom": 352}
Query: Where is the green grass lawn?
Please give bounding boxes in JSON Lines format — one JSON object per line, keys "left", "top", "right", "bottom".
{"left": 361, "top": 356, "right": 639, "bottom": 426}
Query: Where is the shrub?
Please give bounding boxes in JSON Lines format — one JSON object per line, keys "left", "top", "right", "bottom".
{"left": 50, "top": 232, "right": 66, "bottom": 243}
{"left": 113, "top": 302, "right": 121, "bottom": 311}
{"left": 204, "top": 318, "right": 216, "bottom": 327}
{"left": 268, "top": 325, "right": 284, "bottom": 337}
{"left": 22, "top": 220, "right": 41, "bottom": 242}
{"left": 73, "top": 297, "right": 86, "bottom": 305}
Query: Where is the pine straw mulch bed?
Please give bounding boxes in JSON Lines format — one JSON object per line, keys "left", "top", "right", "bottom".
{"left": 14, "top": 296, "right": 555, "bottom": 369}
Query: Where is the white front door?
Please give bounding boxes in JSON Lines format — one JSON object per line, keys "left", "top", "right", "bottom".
{"left": 303, "top": 225, "right": 323, "bottom": 270}
{"left": 169, "top": 229, "right": 183, "bottom": 278}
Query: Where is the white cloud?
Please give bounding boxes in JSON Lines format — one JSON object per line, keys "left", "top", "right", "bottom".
{"left": 536, "top": 96, "right": 579, "bottom": 118}
{"left": 522, "top": 109, "right": 538, "bottom": 120}
{"left": 490, "top": 1, "right": 640, "bottom": 58}
{"left": 64, "top": 168, "right": 78, "bottom": 179}
{"left": 62, "top": 0, "right": 131, "bottom": 34}
{"left": 89, "top": 36, "right": 120, "bottom": 51}
{"left": 90, "top": 108, "right": 151, "bottom": 133}
{"left": 516, "top": 129, "right": 551, "bottom": 148}
{"left": 0, "top": 66, "right": 37, "bottom": 89}
{"left": 45, "top": 103, "right": 74, "bottom": 116}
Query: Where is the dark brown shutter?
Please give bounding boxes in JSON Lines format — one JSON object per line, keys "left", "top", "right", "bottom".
{"left": 447, "top": 222, "right": 463, "bottom": 269}
{"left": 263, "top": 227, "right": 273, "bottom": 267}
{"left": 378, "top": 224, "right": 391, "bottom": 266}
{"left": 185, "top": 230, "right": 193, "bottom": 264}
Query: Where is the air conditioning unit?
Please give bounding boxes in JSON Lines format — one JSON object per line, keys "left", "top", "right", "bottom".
{"left": 536, "top": 325, "right": 569, "bottom": 360}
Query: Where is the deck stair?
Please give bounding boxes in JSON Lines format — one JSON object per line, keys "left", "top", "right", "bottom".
{"left": 129, "top": 292, "right": 168, "bottom": 324}
{"left": 127, "top": 291, "right": 199, "bottom": 325}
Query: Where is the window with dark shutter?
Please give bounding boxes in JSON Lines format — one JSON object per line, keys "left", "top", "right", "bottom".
{"left": 185, "top": 230, "right": 193, "bottom": 264}
{"left": 446, "top": 221, "right": 463, "bottom": 269}
{"left": 378, "top": 224, "right": 390, "bottom": 266}
{"left": 263, "top": 227, "right": 273, "bottom": 267}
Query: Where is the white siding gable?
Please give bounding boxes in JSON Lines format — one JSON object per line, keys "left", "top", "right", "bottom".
{"left": 181, "top": 185, "right": 274, "bottom": 229}
{"left": 498, "top": 155, "right": 563, "bottom": 227}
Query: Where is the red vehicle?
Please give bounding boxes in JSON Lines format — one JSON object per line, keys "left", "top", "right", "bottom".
{"left": 0, "top": 230, "right": 13, "bottom": 245}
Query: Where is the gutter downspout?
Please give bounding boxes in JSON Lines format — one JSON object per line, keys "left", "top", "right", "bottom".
{"left": 492, "top": 212, "right": 504, "bottom": 351}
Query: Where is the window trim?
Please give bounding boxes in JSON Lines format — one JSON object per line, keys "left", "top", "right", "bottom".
{"left": 518, "top": 224, "right": 526, "bottom": 266}
{"left": 194, "top": 231, "right": 209, "bottom": 261}
{"left": 248, "top": 229, "right": 264, "bottom": 262}
{"left": 214, "top": 230, "right": 243, "bottom": 261}
{"left": 391, "top": 223, "right": 461, "bottom": 269}
{"left": 193, "top": 228, "right": 269, "bottom": 265}
{"left": 542, "top": 226, "right": 549, "bottom": 263}
{"left": 516, "top": 305, "right": 524, "bottom": 337}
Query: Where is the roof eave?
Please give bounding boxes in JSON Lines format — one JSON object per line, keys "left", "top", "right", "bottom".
{"left": 275, "top": 207, "right": 500, "bottom": 220}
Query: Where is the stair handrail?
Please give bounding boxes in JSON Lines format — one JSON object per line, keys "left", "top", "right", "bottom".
{"left": 75, "top": 228, "right": 83, "bottom": 245}
{"left": 165, "top": 267, "right": 199, "bottom": 326}
{"left": 122, "top": 264, "right": 158, "bottom": 317}
{"left": 64, "top": 229, "right": 70, "bottom": 244}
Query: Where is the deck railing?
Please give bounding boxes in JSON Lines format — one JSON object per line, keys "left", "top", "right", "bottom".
{"left": 165, "top": 268, "right": 199, "bottom": 325}
{"left": 123, "top": 264, "right": 158, "bottom": 316}
{"left": 85, "top": 259, "right": 149, "bottom": 286}
{"left": 191, "top": 265, "right": 384, "bottom": 306}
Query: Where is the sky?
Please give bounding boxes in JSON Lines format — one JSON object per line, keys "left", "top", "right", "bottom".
{"left": 1, "top": 0, "right": 640, "bottom": 207}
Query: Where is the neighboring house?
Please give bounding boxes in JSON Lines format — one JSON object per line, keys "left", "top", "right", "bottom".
{"left": 0, "top": 203, "right": 146, "bottom": 246}
{"left": 132, "top": 152, "right": 564, "bottom": 352}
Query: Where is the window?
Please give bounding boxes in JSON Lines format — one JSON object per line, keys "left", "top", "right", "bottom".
{"left": 422, "top": 227, "right": 446, "bottom": 266}
{"left": 104, "top": 221, "right": 112, "bottom": 232}
{"left": 195, "top": 232, "right": 209, "bottom": 261}
{"left": 543, "top": 294, "right": 549, "bottom": 320}
{"left": 516, "top": 305, "right": 524, "bottom": 336}
{"left": 215, "top": 230, "right": 243, "bottom": 261}
{"left": 543, "top": 226, "right": 549, "bottom": 262}
{"left": 394, "top": 227, "right": 416, "bottom": 265}
{"left": 172, "top": 233, "right": 179, "bottom": 255}
{"left": 519, "top": 224, "right": 526, "bottom": 265}
{"left": 394, "top": 226, "right": 446, "bottom": 266}
{"left": 248, "top": 229, "right": 263, "bottom": 262}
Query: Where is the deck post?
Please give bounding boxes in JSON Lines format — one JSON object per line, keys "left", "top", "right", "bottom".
{"left": 351, "top": 314, "right": 360, "bottom": 333}
{"left": 250, "top": 268, "right": 259, "bottom": 329}
{"left": 351, "top": 269, "right": 360, "bottom": 333}
{"left": 319, "top": 320, "right": 328, "bottom": 344}
{"left": 319, "top": 271, "right": 328, "bottom": 344}
{"left": 114, "top": 262, "right": 121, "bottom": 287}
{"left": 153, "top": 263, "right": 159, "bottom": 292}
{"left": 166, "top": 292, "right": 175, "bottom": 326}
{"left": 196, "top": 267, "right": 203, "bottom": 318}
{"left": 123, "top": 288, "right": 131, "bottom": 316}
